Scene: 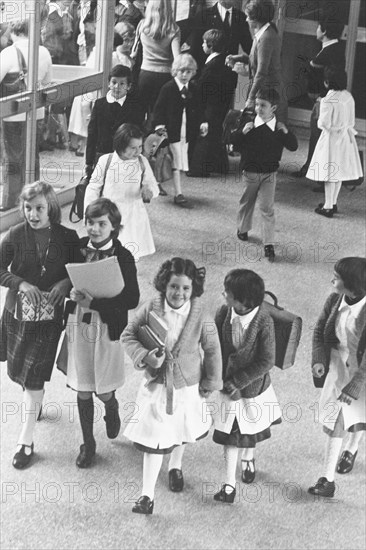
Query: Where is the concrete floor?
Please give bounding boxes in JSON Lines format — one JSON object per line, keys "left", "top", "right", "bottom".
{"left": 0, "top": 135, "right": 365, "bottom": 550}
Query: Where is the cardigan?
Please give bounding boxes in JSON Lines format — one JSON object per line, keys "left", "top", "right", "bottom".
{"left": 215, "top": 304, "right": 275, "bottom": 398}
{"left": 64, "top": 238, "right": 140, "bottom": 340}
{"left": 0, "top": 222, "right": 81, "bottom": 313}
{"left": 312, "top": 293, "right": 366, "bottom": 400}
{"left": 121, "top": 295, "right": 223, "bottom": 391}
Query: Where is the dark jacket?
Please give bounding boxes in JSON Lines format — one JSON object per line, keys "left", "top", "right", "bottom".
{"left": 65, "top": 238, "right": 140, "bottom": 340}
{"left": 215, "top": 304, "right": 275, "bottom": 398}
{"left": 196, "top": 53, "right": 235, "bottom": 122}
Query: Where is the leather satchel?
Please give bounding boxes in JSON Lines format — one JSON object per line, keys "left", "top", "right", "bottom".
{"left": 0, "top": 45, "right": 27, "bottom": 97}
{"left": 262, "top": 291, "right": 302, "bottom": 369}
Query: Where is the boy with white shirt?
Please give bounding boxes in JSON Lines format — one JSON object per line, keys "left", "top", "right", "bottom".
{"left": 230, "top": 88, "right": 298, "bottom": 262}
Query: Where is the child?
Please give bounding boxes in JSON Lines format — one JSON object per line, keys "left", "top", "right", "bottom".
{"left": 84, "top": 123, "right": 159, "bottom": 259}
{"left": 84, "top": 64, "right": 144, "bottom": 179}
{"left": 121, "top": 257, "right": 222, "bottom": 514}
{"left": 113, "top": 21, "right": 135, "bottom": 69}
{"left": 59, "top": 198, "right": 140, "bottom": 468}
{"left": 231, "top": 88, "right": 298, "bottom": 262}
{"left": 0, "top": 182, "right": 81, "bottom": 469}
{"left": 189, "top": 29, "right": 234, "bottom": 177}
{"left": 212, "top": 269, "right": 281, "bottom": 503}
{"left": 152, "top": 53, "right": 206, "bottom": 206}
{"left": 309, "top": 257, "right": 366, "bottom": 497}
{"left": 306, "top": 67, "right": 363, "bottom": 218}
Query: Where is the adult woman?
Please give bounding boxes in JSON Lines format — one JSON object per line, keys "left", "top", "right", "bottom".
{"left": 132, "top": 0, "right": 180, "bottom": 125}
{"left": 0, "top": 20, "right": 52, "bottom": 209}
{"left": 0, "top": 182, "right": 81, "bottom": 469}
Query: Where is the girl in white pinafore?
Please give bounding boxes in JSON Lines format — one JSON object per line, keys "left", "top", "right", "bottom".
{"left": 84, "top": 123, "right": 159, "bottom": 259}
{"left": 306, "top": 66, "right": 363, "bottom": 218}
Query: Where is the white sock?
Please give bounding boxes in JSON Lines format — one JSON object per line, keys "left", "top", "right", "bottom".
{"left": 332, "top": 180, "right": 342, "bottom": 206}
{"left": 168, "top": 445, "right": 185, "bottom": 471}
{"left": 344, "top": 432, "right": 363, "bottom": 455}
{"left": 324, "top": 182, "right": 334, "bottom": 210}
{"left": 224, "top": 445, "right": 238, "bottom": 489}
{"left": 173, "top": 170, "right": 182, "bottom": 196}
{"left": 323, "top": 436, "right": 343, "bottom": 482}
{"left": 141, "top": 453, "right": 164, "bottom": 500}
{"left": 17, "top": 389, "right": 44, "bottom": 452}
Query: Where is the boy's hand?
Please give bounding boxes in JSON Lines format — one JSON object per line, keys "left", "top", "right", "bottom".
{"left": 312, "top": 362, "right": 325, "bottom": 378}
{"left": 199, "top": 385, "right": 212, "bottom": 398}
{"left": 155, "top": 126, "right": 167, "bottom": 137}
{"left": 225, "top": 54, "right": 235, "bottom": 68}
{"left": 245, "top": 98, "right": 255, "bottom": 111}
{"left": 200, "top": 122, "right": 208, "bottom": 137}
{"left": 242, "top": 122, "right": 254, "bottom": 134}
{"left": 338, "top": 392, "right": 353, "bottom": 405}
{"left": 143, "top": 349, "right": 166, "bottom": 369}
{"left": 277, "top": 122, "right": 288, "bottom": 134}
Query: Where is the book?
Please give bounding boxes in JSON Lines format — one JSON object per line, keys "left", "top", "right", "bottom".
{"left": 66, "top": 256, "right": 124, "bottom": 299}
{"left": 148, "top": 311, "right": 168, "bottom": 342}
{"left": 138, "top": 312, "right": 168, "bottom": 356}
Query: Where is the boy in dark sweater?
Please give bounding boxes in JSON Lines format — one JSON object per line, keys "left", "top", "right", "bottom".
{"left": 231, "top": 88, "right": 298, "bottom": 262}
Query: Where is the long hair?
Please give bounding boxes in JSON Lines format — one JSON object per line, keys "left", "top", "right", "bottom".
{"left": 141, "top": 0, "right": 178, "bottom": 41}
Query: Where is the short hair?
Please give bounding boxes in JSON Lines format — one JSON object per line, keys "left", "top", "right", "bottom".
{"left": 256, "top": 87, "right": 280, "bottom": 106}
{"left": 19, "top": 181, "right": 61, "bottom": 224}
{"left": 113, "top": 123, "right": 143, "bottom": 154}
{"left": 171, "top": 53, "right": 197, "bottom": 77}
{"left": 154, "top": 257, "right": 205, "bottom": 298}
{"left": 10, "top": 20, "right": 29, "bottom": 37}
{"left": 245, "top": 0, "right": 275, "bottom": 24}
{"left": 319, "top": 13, "right": 344, "bottom": 40}
{"left": 203, "top": 29, "right": 227, "bottom": 53}
{"left": 224, "top": 269, "right": 265, "bottom": 307}
{"left": 324, "top": 65, "right": 348, "bottom": 91}
{"left": 334, "top": 257, "right": 366, "bottom": 297}
{"left": 85, "top": 198, "right": 121, "bottom": 239}
{"left": 108, "top": 64, "right": 132, "bottom": 82}
{"left": 115, "top": 21, "right": 135, "bottom": 38}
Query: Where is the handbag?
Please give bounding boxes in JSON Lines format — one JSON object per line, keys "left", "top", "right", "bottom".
{"left": 262, "top": 291, "right": 303, "bottom": 369}
{"left": 15, "top": 291, "right": 55, "bottom": 322}
{"left": 342, "top": 150, "right": 364, "bottom": 191}
{"left": 0, "top": 45, "right": 27, "bottom": 98}
{"left": 222, "top": 109, "right": 242, "bottom": 145}
{"left": 143, "top": 134, "right": 173, "bottom": 183}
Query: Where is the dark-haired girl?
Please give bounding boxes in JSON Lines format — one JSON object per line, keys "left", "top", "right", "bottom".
{"left": 212, "top": 269, "right": 281, "bottom": 504}
{"left": 84, "top": 123, "right": 159, "bottom": 259}
{"left": 58, "top": 198, "right": 140, "bottom": 468}
{"left": 0, "top": 182, "right": 81, "bottom": 469}
{"left": 306, "top": 66, "right": 363, "bottom": 218}
{"left": 121, "top": 257, "right": 222, "bottom": 514}
{"left": 309, "top": 257, "right": 366, "bottom": 498}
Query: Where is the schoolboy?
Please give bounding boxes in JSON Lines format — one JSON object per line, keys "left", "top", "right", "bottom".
{"left": 231, "top": 88, "right": 298, "bottom": 262}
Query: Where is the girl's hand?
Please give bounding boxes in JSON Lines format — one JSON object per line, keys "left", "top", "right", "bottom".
{"left": 277, "top": 122, "right": 288, "bottom": 134}
{"left": 48, "top": 278, "right": 71, "bottom": 306}
{"left": 70, "top": 289, "right": 93, "bottom": 309}
{"left": 199, "top": 385, "right": 212, "bottom": 398}
{"left": 141, "top": 185, "right": 153, "bottom": 203}
{"left": 18, "top": 281, "right": 43, "bottom": 306}
{"left": 143, "top": 348, "right": 166, "bottom": 369}
{"left": 225, "top": 54, "right": 235, "bottom": 68}
{"left": 242, "top": 122, "right": 254, "bottom": 134}
{"left": 155, "top": 126, "right": 167, "bottom": 137}
{"left": 338, "top": 392, "right": 353, "bottom": 405}
{"left": 312, "top": 363, "right": 325, "bottom": 378}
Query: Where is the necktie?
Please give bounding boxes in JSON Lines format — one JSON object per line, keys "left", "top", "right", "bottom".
{"left": 181, "top": 85, "right": 188, "bottom": 100}
{"left": 224, "top": 10, "right": 230, "bottom": 30}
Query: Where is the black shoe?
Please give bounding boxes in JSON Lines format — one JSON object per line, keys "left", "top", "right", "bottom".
{"left": 213, "top": 484, "right": 236, "bottom": 504}
{"left": 308, "top": 477, "right": 335, "bottom": 498}
{"left": 169, "top": 468, "right": 184, "bottom": 492}
{"left": 132, "top": 495, "right": 154, "bottom": 515}
{"left": 12, "top": 443, "right": 34, "bottom": 469}
{"left": 318, "top": 203, "right": 338, "bottom": 214}
{"left": 294, "top": 165, "right": 309, "bottom": 178}
{"left": 104, "top": 399, "right": 121, "bottom": 439}
{"left": 264, "top": 245, "right": 275, "bottom": 262}
{"left": 76, "top": 444, "right": 96, "bottom": 468}
{"left": 237, "top": 230, "right": 248, "bottom": 241}
{"left": 337, "top": 450, "right": 357, "bottom": 474}
{"left": 158, "top": 184, "right": 168, "bottom": 196}
{"left": 314, "top": 206, "right": 333, "bottom": 218}
{"left": 241, "top": 459, "right": 255, "bottom": 484}
{"left": 174, "top": 194, "right": 188, "bottom": 205}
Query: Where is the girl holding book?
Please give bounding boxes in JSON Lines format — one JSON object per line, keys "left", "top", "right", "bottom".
{"left": 121, "top": 257, "right": 222, "bottom": 515}
{"left": 58, "top": 198, "right": 140, "bottom": 468}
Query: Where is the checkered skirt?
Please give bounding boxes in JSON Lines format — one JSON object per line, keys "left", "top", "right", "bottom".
{"left": 0, "top": 308, "right": 63, "bottom": 390}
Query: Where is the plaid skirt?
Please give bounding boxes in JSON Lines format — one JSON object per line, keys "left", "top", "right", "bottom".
{"left": 0, "top": 308, "right": 63, "bottom": 390}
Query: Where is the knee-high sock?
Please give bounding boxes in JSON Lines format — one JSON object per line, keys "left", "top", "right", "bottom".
{"left": 168, "top": 444, "right": 185, "bottom": 471}
{"left": 77, "top": 395, "right": 96, "bottom": 450}
{"left": 241, "top": 447, "right": 255, "bottom": 461}
{"left": 324, "top": 181, "right": 335, "bottom": 210}
{"left": 343, "top": 431, "right": 363, "bottom": 455}
{"left": 224, "top": 445, "right": 238, "bottom": 489}
{"left": 173, "top": 170, "right": 182, "bottom": 196}
{"left": 332, "top": 180, "right": 342, "bottom": 206}
{"left": 18, "top": 389, "right": 44, "bottom": 448}
{"left": 141, "top": 453, "right": 164, "bottom": 500}
{"left": 323, "top": 436, "right": 343, "bottom": 481}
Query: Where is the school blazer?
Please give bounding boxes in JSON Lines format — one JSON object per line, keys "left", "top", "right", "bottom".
{"left": 152, "top": 80, "right": 202, "bottom": 144}
{"left": 196, "top": 54, "right": 236, "bottom": 121}
{"left": 215, "top": 304, "right": 275, "bottom": 398}
{"left": 85, "top": 94, "right": 145, "bottom": 167}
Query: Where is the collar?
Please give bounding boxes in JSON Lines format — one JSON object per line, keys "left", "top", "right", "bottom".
{"left": 86, "top": 239, "right": 114, "bottom": 251}
{"left": 339, "top": 295, "right": 366, "bottom": 317}
{"left": 48, "top": 3, "right": 63, "bottom": 17}
{"left": 254, "top": 115, "right": 276, "bottom": 131}
{"left": 217, "top": 3, "right": 232, "bottom": 22}
{"left": 322, "top": 38, "right": 339, "bottom": 49}
{"left": 164, "top": 298, "right": 191, "bottom": 317}
{"left": 231, "top": 306, "right": 259, "bottom": 328}
{"left": 174, "top": 78, "right": 189, "bottom": 92}
{"left": 254, "top": 22, "right": 270, "bottom": 41}
{"left": 106, "top": 90, "right": 127, "bottom": 106}
{"left": 206, "top": 52, "right": 220, "bottom": 64}
{"left": 119, "top": 0, "right": 129, "bottom": 6}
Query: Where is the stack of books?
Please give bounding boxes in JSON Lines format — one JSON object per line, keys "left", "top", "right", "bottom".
{"left": 138, "top": 311, "right": 168, "bottom": 356}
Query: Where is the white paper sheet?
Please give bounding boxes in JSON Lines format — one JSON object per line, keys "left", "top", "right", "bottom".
{"left": 66, "top": 256, "right": 124, "bottom": 298}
